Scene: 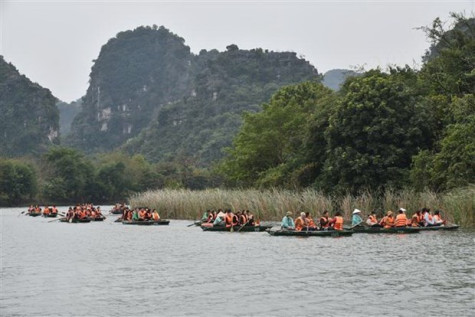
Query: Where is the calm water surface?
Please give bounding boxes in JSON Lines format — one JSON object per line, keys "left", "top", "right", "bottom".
{"left": 1, "top": 207, "right": 474, "bottom": 316}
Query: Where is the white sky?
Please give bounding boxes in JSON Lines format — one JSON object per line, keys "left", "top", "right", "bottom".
{"left": 1, "top": 0, "right": 474, "bottom": 102}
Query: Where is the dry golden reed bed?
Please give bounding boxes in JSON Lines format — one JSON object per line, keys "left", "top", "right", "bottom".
{"left": 129, "top": 186, "right": 474, "bottom": 227}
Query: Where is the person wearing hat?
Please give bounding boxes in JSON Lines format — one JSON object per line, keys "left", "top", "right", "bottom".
{"left": 351, "top": 209, "right": 364, "bottom": 227}
{"left": 395, "top": 208, "right": 408, "bottom": 227}
{"left": 294, "top": 212, "right": 307, "bottom": 231}
{"left": 379, "top": 210, "right": 395, "bottom": 228}
{"left": 281, "top": 211, "right": 295, "bottom": 230}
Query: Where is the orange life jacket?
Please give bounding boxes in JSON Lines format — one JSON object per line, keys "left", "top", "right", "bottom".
{"left": 152, "top": 212, "right": 159, "bottom": 220}
{"left": 225, "top": 214, "right": 233, "bottom": 227}
{"left": 43, "top": 208, "right": 50, "bottom": 215}
{"left": 320, "top": 216, "right": 330, "bottom": 228}
{"left": 334, "top": 216, "right": 343, "bottom": 230}
{"left": 307, "top": 218, "right": 316, "bottom": 228}
{"left": 295, "top": 217, "right": 305, "bottom": 231}
{"left": 383, "top": 216, "right": 394, "bottom": 228}
{"left": 395, "top": 214, "right": 407, "bottom": 227}
{"left": 139, "top": 210, "right": 145, "bottom": 219}
{"left": 368, "top": 215, "right": 377, "bottom": 224}
{"left": 241, "top": 214, "right": 247, "bottom": 224}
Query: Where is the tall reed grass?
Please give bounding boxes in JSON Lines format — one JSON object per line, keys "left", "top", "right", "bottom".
{"left": 129, "top": 186, "right": 475, "bottom": 228}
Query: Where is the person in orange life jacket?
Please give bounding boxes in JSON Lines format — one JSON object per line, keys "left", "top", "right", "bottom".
{"left": 380, "top": 210, "right": 395, "bottom": 228}
{"left": 138, "top": 208, "right": 146, "bottom": 220}
{"left": 52, "top": 205, "right": 58, "bottom": 214}
{"left": 305, "top": 212, "right": 317, "bottom": 230}
{"left": 145, "top": 208, "right": 152, "bottom": 220}
{"left": 366, "top": 211, "right": 381, "bottom": 227}
{"left": 43, "top": 205, "right": 50, "bottom": 215}
{"left": 294, "top": 212, "right": 307, "bottom": 231}
{"left": 433, "top": 210, "right": 446, "bottom": 225}
{"left": 224, "top": 209, "right": 235, "bottom": 228}
{"left": 233, "top": 210, "right": 241, "bottom": 225}
{"left": 240, "top": 211, "right": 248, "bottom": 226}
{"left": 410, "top": 210, "right": 423, "bottom": 227}
{"left": 152, "top": 209, "right": 160, "bottom": 221}
{"left": 319, "top": 210, "right": 331, "bottom": 230}
{"left": 330, "top": 211, "right": 344, "bottom": 230}
{"left": 395, "top": 208, "right": 408, "bottom": 227}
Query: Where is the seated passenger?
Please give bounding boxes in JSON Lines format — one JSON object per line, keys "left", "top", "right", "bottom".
{"left": 395, "top": 208, "right": 408, "bottom": 227}
{"left": 366, "top": 211, "right": 380, "bottom": 227}
{"left": 433, "top": 210, "right": 446, "bottom": 225}
{"left": 294, "top": 212, "right": 306, "bottom": 231}
{"left": 305, "top": 212, "right": 317, "bottom": 230}
{"left": 281, "top": 211, "right": 295, "bottom": 230}
{"left": 352, "top": 209, "right": 363, "bottom": 226}
{"left": 319, "top": 210, "right": 331, "bottom": 230}
{"left": 331, "top": 211, "right": 344, "bottom": 231}
{"left": 380, "top": 210, "right": 395, "bottom": 228}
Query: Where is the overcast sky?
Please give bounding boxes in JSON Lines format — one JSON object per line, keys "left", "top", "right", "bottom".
{"left": 1, "top": 0, "right": 474, "bottom": 102}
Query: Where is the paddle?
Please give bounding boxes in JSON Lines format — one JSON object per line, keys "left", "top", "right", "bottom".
{"left": 18, "top": 211, "right": 27, "bottom": 217}
{"left": 237, "top": 219, "right": 250, "bottom": 232}
{"left": 48, "top": 217, "right": 64, "bottom": 223}
{"left": 187, "top": 221, "right": 198, "bottom": 227}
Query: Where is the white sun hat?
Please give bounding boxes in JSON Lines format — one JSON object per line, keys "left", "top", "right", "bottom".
{"left": 352, "top": 209, "right": 361, "bottom": 214}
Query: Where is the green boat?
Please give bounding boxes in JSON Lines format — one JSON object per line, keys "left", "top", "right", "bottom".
{"left": 349, "top": 226, "right": 420, "bottom": 234}
{"left": 266, "top": 229, "right": 353, "bottom": 237}
{"left": 417, "top": 224, "right": 459, "bottom": 231}
{"left": 28, "top": 212, "right": 42, "bottom": 217}
{"left": 200, "top": 224, "right": 272, "bottom": 232}
{"left": 122, "top": 220, "right": 170, "bottom": 226}
{"left": 59, "top": 217, "right": 91, "bottom": 223}
{"left": 43, "top": 213, "right": 58, "bottom": 218}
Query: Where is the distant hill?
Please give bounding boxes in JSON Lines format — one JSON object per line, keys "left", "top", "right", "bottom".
{"left": 67, "top": 26, "right": 320, "bottom": 165}
{"left": 323, "top": 69, "right": 359, "bottom": 91}
{"left": 0, "top": 56, "right": 59, "bottom": 157}
{"left": 57, "top": 99, "right": 82, "bottom": 136}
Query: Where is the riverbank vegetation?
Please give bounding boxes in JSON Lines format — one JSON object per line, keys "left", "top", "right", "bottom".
{"left": 129, "top": 187, "right": 474, "bottom": 228}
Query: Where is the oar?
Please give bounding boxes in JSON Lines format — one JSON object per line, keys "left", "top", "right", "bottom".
{"left": 237, "top": 219, "right": 250, "bottom": 232}
{"left": 48, "top": 217, "right": 64, "bottom": 223}
{"left": 187, "top": 220, "right": 199, "bottom": 227}
{"left": 18, "top": 211, "right": 27, "bottom": 217}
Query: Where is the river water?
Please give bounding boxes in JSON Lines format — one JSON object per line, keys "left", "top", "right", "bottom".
{"left": 1, "top": 207, "right": 474, "bottom": 316}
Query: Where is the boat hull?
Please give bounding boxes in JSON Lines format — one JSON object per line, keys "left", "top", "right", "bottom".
{"left": 350, "top": 226, "right": 420, "bottom": 234}
{"left": 28, "top": 213, "right": 42, "bottom": 217}
{"left": 200, "top": 225, "right": 272, "bottom": 232}
{"left": 59, "top": 218, "right": 91, "bottom": 223}
{"left": 267, "top": 229, "right": 353, "bottom": 237}
{"left": 43, "top": 213, "right": 58, "bottom": 218}
{"left": 417, "top": 225, "right": 459, "bottom": 231}
{"left": 122, "top": 220, "right": 170, "bottom": 225}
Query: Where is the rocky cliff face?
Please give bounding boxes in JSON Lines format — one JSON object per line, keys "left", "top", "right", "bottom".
{"left": 0, "top": 56, "right": 59, "bottom": 156}
{"left": 67, "top": 26, "right": 320, "bottom": 165}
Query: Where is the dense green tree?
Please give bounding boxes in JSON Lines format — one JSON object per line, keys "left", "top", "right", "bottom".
{"left": 41, "top": 147, "right": 95, "bottom": 203}
{"left": 0, "top": 159, "right": 37, "bottom": 205}
{"left": 220, "top": 82, "right": 335, "bottom": 187}
{"left": 319, "top": 70, "right": 434, "bottom": 193}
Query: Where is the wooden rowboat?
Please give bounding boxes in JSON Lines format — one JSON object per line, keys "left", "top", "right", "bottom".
{"left": 200, "top": 224, "right": 272, "bottom": 232}
{"left": 122, "top": 220, "right": 170, "bottom": 226}
{"left": 28, "top": 212, "right": 42, "bottom": 217}
{"left": 43, "top": 213, "right": 58, "bottom": 218}
{"left": 416, "top": 224, "right": 459, "bottom": 231}
{"left": 266, "top": 229, "right": 353, "bottom": 237}
{"left": 349, "top": 226, "right": 420, "bottom": 234}
{"left": 59, "top": 217, "right": 91, "bottom": 223}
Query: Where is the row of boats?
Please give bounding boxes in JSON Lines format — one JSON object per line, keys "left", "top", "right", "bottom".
{"left": 22, "top": 205, "right": 460, "bottom": 235}
{"left": 197, "top": 222, "right": 459, "bottom": 236}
